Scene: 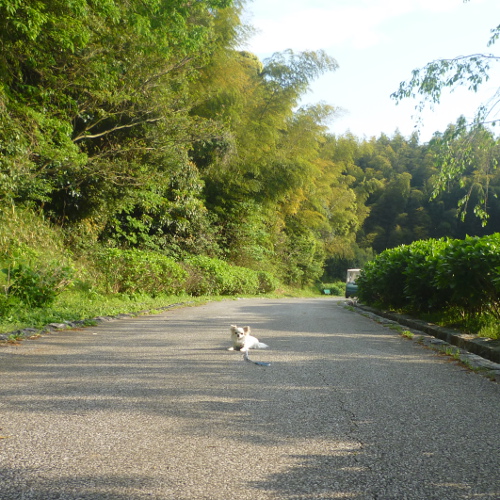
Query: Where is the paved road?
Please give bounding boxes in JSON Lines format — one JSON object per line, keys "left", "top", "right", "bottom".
{"left": 1, "top": 298, "right": 499, "bottom": 500}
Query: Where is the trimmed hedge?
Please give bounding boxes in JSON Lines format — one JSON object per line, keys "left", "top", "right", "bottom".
{"left": 434, "top": 234, "right": 500, "bottom": 319}
{"left": 357, "top": 235, "right": 500, "bottom": 321}
{"left": 183, "top": 255, "right": 277, "bottom": 296}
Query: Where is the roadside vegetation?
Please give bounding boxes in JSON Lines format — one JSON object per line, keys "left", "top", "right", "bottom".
{"left": 357, "top": 235, "right": 500, "bottom": 339}
{"left": 1, "top": 1, "right": 499, "bottom": 339}
{"left": 0, "top": 206, "right": 307, "bottom": 335}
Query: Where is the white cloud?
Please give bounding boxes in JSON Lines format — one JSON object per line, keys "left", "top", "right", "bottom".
{"left": 249, "top": 7, "right": 386, "bottom": 53}
{"left": 246, "top": 0, "right": 462, "bottom": 54}
{"left": 245, "top": 0, "right": 498, "bottom": 139}
{"left": 411, "top": 0, "right": 463, "bottom": 12}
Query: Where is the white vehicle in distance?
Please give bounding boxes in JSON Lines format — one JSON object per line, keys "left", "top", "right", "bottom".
{"left": 345, "top": 268, "right": 361, "bottom": 298}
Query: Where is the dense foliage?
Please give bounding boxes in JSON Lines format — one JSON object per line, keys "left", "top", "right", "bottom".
{"left": 357, "top": 234, "right": 500, "bottom": 330}
{"left": 336, "top": 127, "right": 500, "bottom": 251}
{"left": 1, "top": 0, "right": 500, "bottom": 307}
{"left": 0, "top": 0, "right": 352, "bottom": 288}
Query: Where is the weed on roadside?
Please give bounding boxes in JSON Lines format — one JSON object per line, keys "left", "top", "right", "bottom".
{"left": 478, "top": 322, "right": 500, "bottom": 340}
{"left": 401, "top": 330, "right": 414, "bottom": 339}
{"left": 441, "top": 345, "right": 461, "bottom": 360}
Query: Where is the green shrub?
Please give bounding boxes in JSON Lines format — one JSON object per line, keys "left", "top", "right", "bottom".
{"left": 402, "top": 238, "right": 449, "bottom": 313}
{"left": 358, "top": 234, "right": 500, "bottom": 326}
{"left": 222, "top": 265, "right": 260, "bottom": 295}
{"left": 357, "top": 245, "right": 410, "bottom": 309}
{"left": 183, "top": 255, "right": 277, "bottom": 296}
{"left": 257, "top": 271, "right": 279, "bottom": 294}
{"left": 7, "top": 263, "right": 74, "bottom": 308}
{"left": 183, "top": 255, "right": 229, "bottom": 296}
{"left": 0, "top": 292, "right": 21, "bottom": 316}
{"left": 95, "top": 248, "right": 187, "bottom": 295}
{"left": 0, "top": 206, "right": 79, "bottom": 310}
{"left": 434, "top": 234, "right": 500, "bottom": 321}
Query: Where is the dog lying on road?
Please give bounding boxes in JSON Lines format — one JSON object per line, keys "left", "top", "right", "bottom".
{"left": 228, "top": 325, "right": 269, "bottom": 352}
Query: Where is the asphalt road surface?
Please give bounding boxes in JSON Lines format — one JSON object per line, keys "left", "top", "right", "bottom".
{"left": 1, "top": 297, "right": 499, "bottom": 500}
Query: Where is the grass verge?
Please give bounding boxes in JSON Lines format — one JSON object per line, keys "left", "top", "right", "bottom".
{"left": 0, "top": 286, "right": 325, "bottom": 335}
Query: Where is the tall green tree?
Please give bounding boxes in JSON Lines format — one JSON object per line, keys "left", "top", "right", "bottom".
{"left": 0, "top": 0, "right": 239, "bottom": 255}
{"left": 0, "top": 1, "right": 231, "bottom": 196}
{"left": 195, "top": 48, "right": 341, "bottom": 281}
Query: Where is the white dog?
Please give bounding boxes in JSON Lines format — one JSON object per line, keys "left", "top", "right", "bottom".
{"left": 229, "top": 325, "right": 269, "bottom": 352}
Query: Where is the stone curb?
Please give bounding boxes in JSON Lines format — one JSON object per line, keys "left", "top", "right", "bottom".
{"left": 353, "top": 304, "right": 500, "bottom": 364}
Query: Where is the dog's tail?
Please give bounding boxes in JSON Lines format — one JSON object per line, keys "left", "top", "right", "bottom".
{"left": 256, "top": 342, "right": 269, "bottom": 349}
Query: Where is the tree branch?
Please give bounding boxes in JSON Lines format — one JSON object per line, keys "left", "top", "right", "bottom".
{"left": 73, "top": 117, "right": 161, "bottom": 142}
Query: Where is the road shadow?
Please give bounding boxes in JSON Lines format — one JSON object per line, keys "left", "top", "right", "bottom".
{"left": 1, "top": 298, "right": 499, "bottom": 499}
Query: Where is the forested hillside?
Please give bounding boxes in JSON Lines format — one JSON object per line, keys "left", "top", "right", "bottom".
{"left": 1, "top": 0, "right": 499, "bottom": 295}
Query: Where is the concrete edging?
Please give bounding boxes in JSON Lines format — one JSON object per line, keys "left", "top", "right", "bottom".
{"left": 354, "top": 303, "right": 500, "bottom": 365}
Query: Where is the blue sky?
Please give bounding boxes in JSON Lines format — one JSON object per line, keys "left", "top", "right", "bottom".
{"left": 243, "top": 0, "right": 500, "bottom": 142}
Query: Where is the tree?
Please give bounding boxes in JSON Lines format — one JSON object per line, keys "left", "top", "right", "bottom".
{"left": 0, "top": 0, "right": 239, "bottom": 253}
{"left": 391, "top": 14, "right": 499, "bottom": 127}
{"left": 0, "top": 0, "right": 234, "bottom": 191}
{"left": 196, "top": 49, "right": 341, "bottom": 280}
{"left": 391, "top": 5, "right": 500, "bottom": 223}
{"left": 427, "top": 119, "right": 500, "bottom": 226}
